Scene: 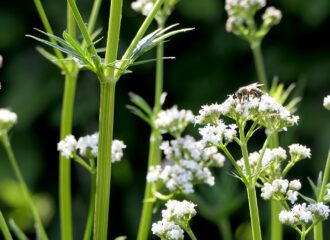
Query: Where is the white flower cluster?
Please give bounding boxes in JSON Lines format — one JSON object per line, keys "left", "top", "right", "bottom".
{"left": 0, "top": 55, "right": 3, "bottom": 68}
{"left": 236, "top": 147, "right": 286, "bottom": 175}
{"left": 261, "top": 179, "right": 301, "bottom": 204}
{"left": 147, "top": 135, "right": 224, "bottom": 194}
{"left": 225, "top": 0, "right": 282, "bottom": 39}
{"left": 152, "top": 200, "right": 196, "bottom": 240}
{"left": 196, "top": 94, "right": 299, "bottom": 132}
{"left": 198, "top": 121, "right": 237, "bottom": 146}
{"left": 225, "top": 0, "right": 266, "bottom": 15}
{"left": 57, "top": 133, "right": 126, "bottom": 163}
{"left": 279, "top": 202, "right": 330, "bottom": 225}
{"left": 289, "top": 144, "right": 311, "bottom": 160}
{"left": 155, "top": 106, "right": 194, "bottom": 136}
{"left": 152, "top": 219, "right": 184, "bottom": 240}
{"left": 262, "top": 6, "right": 282, "bottom": 26}
{"left": 0, "top": 109, "right": 18, "bottom": 134}
{"left": 323, "top": 95, "right": 330, "bottom": 110}
{"left": 131, "top": 0, "right": 155, "bottom": 16}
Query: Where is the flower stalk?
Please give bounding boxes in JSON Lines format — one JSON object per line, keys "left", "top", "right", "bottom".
{"left": 0, "top": 134, "right": 48, "bottom": 240}
{"left": 0, "top": 210, "right": 12, "bottom": 240}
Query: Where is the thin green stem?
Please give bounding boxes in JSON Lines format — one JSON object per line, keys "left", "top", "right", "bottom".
{"left": 313, "top": 149, "right": 330, "bottom": 240}
{"left": 217, "top": 217, "right": 233, "bottom": 240}
{"left": 238, "top": 124, "right": 252, "bottom": 178}
{"left": 87, "top": 0, "right": 102, "bottom": 35}
{"left": 301, "top": 226, "right": 306, "bottom": 240}
{"left": 66, "top": 0, "right": 98, "bottom": 56}
{"left": 246, "top": 184, "right": 263, "bottom": 240}
{"left": 0, "top": 210, "right": 13, "bottom": 240}
{"left": 137, "top": 131, "right": 162, "bottom": 240}
{"left": 0, "top": 134, "right": 48, "bottom": 240}
{"left": 83, "top": 171, "right": 96, "bottom": 240}
{"left": 137, "top": 17, "right": 166, "bottom": 239}
{"left": 270, "top": 200, "right": 282, "bottom": 240}
{"left": 59, "top": 71, "right": 77, "bottom": 240}
{"left": 115, "top": 0, "right": 165, "bottom": 79}
{"left": 183, "top": 224, "right": 198, "bottom": 240}
{"left": 93, "top": 80, "right": 116, "bottom": 240}
{"left": 251, "top": 45, "right": 268, "bottom": 91}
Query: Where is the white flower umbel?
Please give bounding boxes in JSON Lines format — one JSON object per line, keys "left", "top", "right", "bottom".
{"left": 111, "top": 140, "right": 127, "bottom": 163}
{"left": 279, "top": 203, "right": 313, "bottom": 225}
{"left": 289, "top": 144, "right": 311, "bottom": 160}
{"left": 261, "top": 179, "right": 301, "bottom": 204}
{"left": 76, "top": 132, "right": 126, "bottom": 162}
{"left": 308, "top": 202, "right": 330, "bottom": 220}
{"left": 77, "top": 133, "right": 99, "bottom": 158}
{"left": 152, "top": 219, "right": 184, "bottom": 240}
{"left": 162, "top": 200, "right": 197, "bottom": 222}
{"left": 0, "top": 109, "right": 17, "bottom": 134}
{"left": 225, "top": 0, "right": 266, "bottom": 16}
{"left": 262, "top": 6, "right": 282, "bottom": 26}
{"left": 131, "top": 0, "right": 155, "bottom": 16}
{"left": 57, "top": 135, "right": 77, "bottom": 159}
{"left": 324, "top": 95, "right": 330, "bottom": 110}
{"left": 155, "top": 106, "right": 194, "bottom": 137}
{"left": 196, "top": 94, "right": 299, "bottom": 132}
{"left": 199, "top": 121, "right": 237, "bottom": 146}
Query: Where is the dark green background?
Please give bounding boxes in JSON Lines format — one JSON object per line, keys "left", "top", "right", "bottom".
{"left": 0, "top": 0, "right": 330, "bottom": 239}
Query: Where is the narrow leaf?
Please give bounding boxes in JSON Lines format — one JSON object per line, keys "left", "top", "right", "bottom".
{"left": 126, "top": 105, "right": 151, "bottom": 125}
{"left": 9, "top": 219, "right": 29, "bottom": 240}
{"left": 128, "top": 92, "right": 153, "bottom": 116}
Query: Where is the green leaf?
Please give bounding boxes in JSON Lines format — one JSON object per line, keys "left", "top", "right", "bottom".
{"left": 36, "top": 47, "right": 63, "bottom": 69}
{"left": 128, "top": 92, "right": 153, "bottom": 117}
{"left": 307, "top": 176, "right": 319, "bottom": 198}
{"left": 114, "top": 236, "right": 127, "bottom": 240}
{"left": 299, "top": 193, "right": 317, "bottom": 204}
{"left": 9, "top": 219, "right": 29, "bottom": 240}
{"left": 126, "top": 105, "right": 151, "bottom": 125}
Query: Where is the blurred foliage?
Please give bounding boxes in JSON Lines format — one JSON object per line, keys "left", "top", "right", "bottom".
{"left": 0, "top": 0, "right": 329, "bottom": 239}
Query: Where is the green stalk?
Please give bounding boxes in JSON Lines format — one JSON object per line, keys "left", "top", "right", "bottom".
{"left": 217, "top": 217, "right": 233, "bottom": 240}
{"left": 93, "top": 80, "right": 116, "bottom": 240}
{"left": 246, "top": 184, "right": 262, "bottom": 240}
{"left": 251, "top": 45, "right": 268, "bottom": 91}
{"left": 58, "top": 2, "right": 77, "bottom": 238}
{"left": 93, "top": 0, "right": 122, "bottom": 239}
{"left": 0, "top": 134, "right": 48, "bottom": 240}
{"left": 270, "top": 200, "right": 282, "bottom": 240}
{"left": 314, "top": 149, "right": 330, "bottom": 240}
{"left": 137, "top": 131, "right": 162, "bottom": 240}
{"left": 137, "top": 19, "right": 166, "bottom": 240}
{"left": 0, "top": 210, "right": 13, "bottom": 240}
{"left": 183, "top": 224, "right": 198, "bottom": 240}
{"left": 83, "top": 172, "right": 96, "bottom": 240}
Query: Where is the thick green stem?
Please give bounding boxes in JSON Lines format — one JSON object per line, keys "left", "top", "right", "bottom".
{"left": 314, "top": 149, "right": 330, "bottom": 240}
{"left": 270, "top": 200, "right": 282, "bottom": 240}
{"left": 93, "top": 81, "right": 116, "bottom": 240}
{"left": 246, "top": 184, "right": 263, "bottom": 240}
{"left": 301, "top": 226, "right": 306, "bottom": 240}
{"left": 83, "top": 172, "right": 96, "bottom": 240}
{"left": 217, "top": 217, "right": 233, "bottom": 240}
{"left": 251, "top": 45, "right": 268, "bottom": 91}
{"left": 59, "top": 71, "right": 78, "bottom": 240}
{"left": 137, "top": 131, "right": 162, "bottom": 240}
{"left": 0, "top": 210, "right": 12, "bottom": 240}
{"left": 0, "top": 134, "right": 48, "bottom": 240}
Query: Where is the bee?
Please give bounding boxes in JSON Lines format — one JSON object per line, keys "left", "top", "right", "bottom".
{"left": 234, "top": 83, "right": 264, "bottom": 102}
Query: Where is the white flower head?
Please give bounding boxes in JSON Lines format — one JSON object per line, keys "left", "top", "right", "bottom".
{"left": 323, "top": 95, "right": 330, "bottom": 110}
{"left": 155, "top": 106, "right": 194, "bottom": 136}
{"left": 198, "top": 121, "right": 237, "bottom": 145}
{"left": 131, "top": 0, "right": 155, "bottom": 16}
{"left": 162, "top": 200, "right": 197, "bottom": 222}
{"left": 262, "top": 6, "right": 282, "bottom": 26}
{"left": 57, "top": 135, "right": 77, "bottom": 158}
{"left": 279, "top": 203, "right": 313, "bottom": 225}
{"left": 289, "top": 144, "right": 311, "bottom": 160}
{"left": 152, "top": 219, "right": 184, "bottom": 240}
{"left": 111, "top": 140, "right": 126, "bottom": 163}
{"left": 308, "top": 202, "right": 330, "bottom": 220}
{"left": 0, "top": 109, "right": 17, "bottom": 134}
{"left": 77, "top": 133, "right": 99, "bottom": 158}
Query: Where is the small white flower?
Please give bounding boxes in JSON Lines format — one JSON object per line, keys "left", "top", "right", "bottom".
{"left": 111, "top": 140, "right": 126, "bottom": 163}
{"left": 147, "top": 165, "right": 162, "bottom": 182}
{"left": 0, "top": 109, "right": 17, "bottom": 134}
{"left": 152, "top": 219, "right": 184, "bottom": 240}
{"left": 287, "top": 190, "right": 299, "bottom": 204}
{"left": 162, "top": 200, "right": 197, "bottom": 222}
{"left": 155, "top": 106, "right": 194, "bottom": 136}
{"left": 308, "top": 202, "right": 330, "bottom": 219}
{"left": 57, "top": 135, "right": 77, "bottom": 158}
{"left": 261, "top": 182, "right": 273, "bottom": 200}
{"left": 292, "top": 203, "right": 313, "bottom": 223}
{"left": 262, "top": 6, "right": 282, "bottom": 25}
{"left": 0, "top": 55, "right": 3, "bottom": 68}
{"left": 289, "top": 144, "right": 311, "bottom": 160}
{"left": 323, "top": 95, "right": 330, "bottom": 110}
{"left": 279, "top": 210, "right": 296, "bottom": 224}
{"left": 131, "top": 0, "right": 155, "bottom": 16}
{"left": 77, "top": 133, "right": 99, "bottom": 157}
{"left": 289, "top": 179, "right": 301, "bottom": 191}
